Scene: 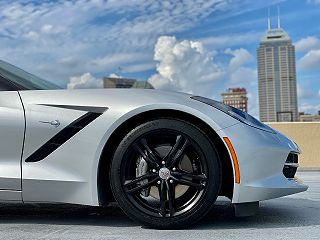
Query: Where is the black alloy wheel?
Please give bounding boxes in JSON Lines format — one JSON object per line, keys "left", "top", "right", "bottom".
{"left": 110, "top": 118, "right": 221, "bottom": 229}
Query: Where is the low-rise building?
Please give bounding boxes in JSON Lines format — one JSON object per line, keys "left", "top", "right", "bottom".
{"left": 299, "top": 112, "right": 320, "bottom": 122}
{"left": 221, "top": 88, "right": 248, "bottom": 112}
{"left": 103, "top": 77, "right": 154, "bottom": 89}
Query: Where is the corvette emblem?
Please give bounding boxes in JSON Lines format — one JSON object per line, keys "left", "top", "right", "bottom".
{"left": 159, "top": 168, "right": 171, "bottom": 180}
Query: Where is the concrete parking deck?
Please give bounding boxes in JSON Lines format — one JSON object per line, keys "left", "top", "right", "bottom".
{"left": 0, "top": 171, "right": 319, "bottom": 240}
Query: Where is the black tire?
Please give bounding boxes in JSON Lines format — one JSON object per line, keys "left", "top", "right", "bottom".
{"left": 110, "top": 118, "right": 221, "bottom": 229}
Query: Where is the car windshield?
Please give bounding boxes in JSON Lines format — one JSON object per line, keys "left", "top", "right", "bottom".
{"left": 0, "top": 60, "right": 61, "bottom": 90}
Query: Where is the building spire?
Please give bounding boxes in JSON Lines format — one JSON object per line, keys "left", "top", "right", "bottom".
{"left": 268, "top": 8, "right": 271, "bottom": 30}
{"left": 277, "top": 6, "right": 281, "bottom": 29}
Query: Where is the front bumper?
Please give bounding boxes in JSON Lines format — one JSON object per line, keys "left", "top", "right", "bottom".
{"left": 219, "top": 123, "right": 308, "bottom": 203}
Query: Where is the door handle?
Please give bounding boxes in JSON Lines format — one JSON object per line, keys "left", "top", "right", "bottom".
{"left": 39, "top": 120, "right": 60, "bottom": 128}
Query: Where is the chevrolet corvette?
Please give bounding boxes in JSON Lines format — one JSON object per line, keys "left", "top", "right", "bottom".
{"left": 0, "top": 60, "right": 307, "bottom": 229}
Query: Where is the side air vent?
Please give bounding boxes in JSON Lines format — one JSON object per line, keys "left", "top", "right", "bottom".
{"left": 282, "top": 153, "right": 299, "bottom": 179}
{"left": 25, "top": 112, "right": 101, "bottom": 163}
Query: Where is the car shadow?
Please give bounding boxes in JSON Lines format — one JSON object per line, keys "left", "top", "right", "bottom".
{"left": 197, "top": 197, "right": 320, "bottom": 230}
{"left": 0, "top": 197, "right": 318, "bottom": 230}
{"left": 0, "top": 202, "right": 137, "bottom": 227}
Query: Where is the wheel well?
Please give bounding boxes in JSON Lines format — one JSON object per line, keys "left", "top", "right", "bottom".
{"left": 97, "top": 109, "right": 234, "bottom": 206}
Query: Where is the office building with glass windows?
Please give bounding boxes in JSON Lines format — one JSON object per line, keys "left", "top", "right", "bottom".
{"left": 257, "top": 17, "right": 298, "bottom": 122}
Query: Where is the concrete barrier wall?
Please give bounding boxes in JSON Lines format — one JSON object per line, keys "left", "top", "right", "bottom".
{"left": 267, "top": 122, "right": 320, "bottom": 168}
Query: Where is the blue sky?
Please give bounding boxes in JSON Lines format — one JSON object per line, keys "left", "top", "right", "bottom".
{"left": 1, "top": 0, "right": 320, "bottom": 117}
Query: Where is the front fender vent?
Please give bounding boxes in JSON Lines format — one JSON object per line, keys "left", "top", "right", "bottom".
{"left": 25, "top": 112, "right": 101, "bottom": 163}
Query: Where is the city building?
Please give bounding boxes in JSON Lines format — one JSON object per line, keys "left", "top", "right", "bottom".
{"left": 299, "top": 112, "right": 320, "bottom": 122}
{"left": 257, "top": 14, "right": 298, "bottom": 122}
{"left": 103, "top": 77, "right": 154, "bottom": 89}
{"left": 132, "top": 81, "right": 154, "bottom": 89}
{"left": 221, "top": 88, "right": 248, "bottom": 112}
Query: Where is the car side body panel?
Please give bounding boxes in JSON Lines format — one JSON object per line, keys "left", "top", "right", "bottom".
{"left": 0, "top": 91, "right": 25, "bottom": 193}
{"left": 19, "top": 89, "right": 239, "bottom": 205}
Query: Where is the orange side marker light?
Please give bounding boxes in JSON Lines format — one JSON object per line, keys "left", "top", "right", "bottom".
{"left": 223, "top": 137, "right": 240, "bottom": 184}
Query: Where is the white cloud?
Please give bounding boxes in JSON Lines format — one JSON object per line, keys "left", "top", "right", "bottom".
{"left": 298, "top": 49, "right": 320, "bottom": 69}
{"left": 224, "top": 48, "right": 253, "bottom": 72}
{"left": 108, "top": 73, "right": 122, "bottom": 78}
{"left": 296, "top": 37, "right": 320, "bottom": 70}
{"left": 41, "top": 24, "right": 53, "bottom": 34}
{"left": 67, "top": 73, "right": 103, "bottom": 89}
{"left": 0, "top": 0, "right": 233, "bottom": 86}
{"left": 224, "top": 47, "right": 256, "bottom": 86}
{"left": 40, "top": 24, "right": 66, "bottom": 35}
{"left": 22, "top": 31, "right": 39, "bottom": 40}
{"left": 0, "top": 1, "right": 283, "bottom": 87}
{"left": 148, "top": 36, "right": 224, "bottom": 96}
{"left": 295, "top": 36, "right": 320, "bottom": 52}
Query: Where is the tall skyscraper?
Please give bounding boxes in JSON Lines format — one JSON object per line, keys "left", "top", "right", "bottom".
{"left": 257, "top": 13, "right": 298, "bottom": 122}
{"left": 221, "top": 88, "right": 248, "bottom": 112}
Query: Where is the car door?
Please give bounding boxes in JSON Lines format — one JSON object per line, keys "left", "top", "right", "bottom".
{"left": 0, "top": 81, "right": 25, "bottom": 191}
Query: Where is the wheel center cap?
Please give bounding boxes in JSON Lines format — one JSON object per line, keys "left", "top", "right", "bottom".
{"left": 159, "top": 168, "right": 171, "bottom": 180}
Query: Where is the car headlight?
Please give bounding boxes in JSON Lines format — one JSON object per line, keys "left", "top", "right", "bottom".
{"left": 191, "top": 96, "right": 275, "bottom": 133}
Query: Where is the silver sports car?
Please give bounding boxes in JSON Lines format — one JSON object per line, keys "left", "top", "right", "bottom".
{"left": 0, "top": 60, "right": 307, "bottom": 229}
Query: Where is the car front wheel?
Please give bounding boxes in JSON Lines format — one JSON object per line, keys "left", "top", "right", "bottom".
{"left": 110, "top": 118, "right": 221, "bottom": 229}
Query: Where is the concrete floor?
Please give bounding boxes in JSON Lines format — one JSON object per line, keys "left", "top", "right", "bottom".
{"left": 0, "top": 171, "right": 319, "bottom": 240}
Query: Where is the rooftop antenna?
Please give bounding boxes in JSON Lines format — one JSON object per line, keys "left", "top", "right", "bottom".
{"left": 277, "top": 6, "right": 281, "bottom": 29}
{"left": 268, "top": 8, "right": 271, "bottom": 30}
